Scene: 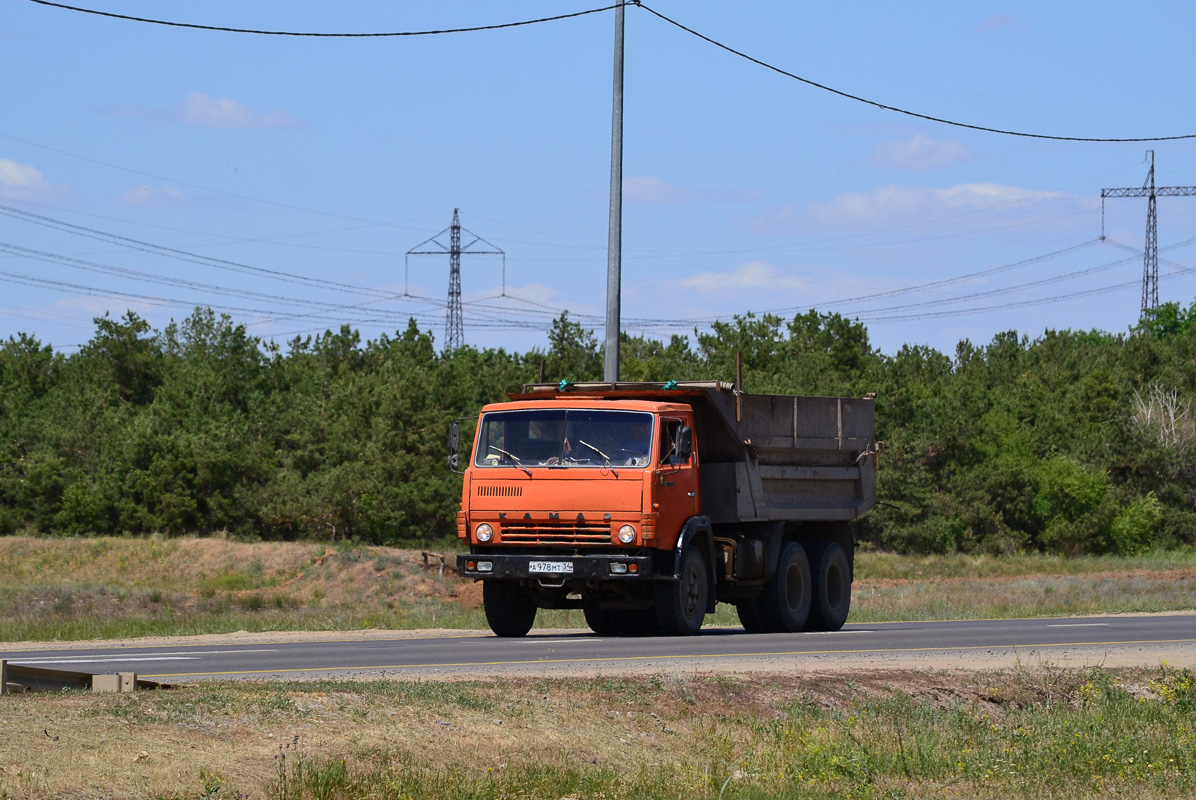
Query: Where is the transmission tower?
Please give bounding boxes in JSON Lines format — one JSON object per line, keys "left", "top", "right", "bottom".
{"left": 405, "top": 209, "right": 505, "bottom": 351}
{"left": 1101, "top": 151, "right": 1196, "bottom": 319}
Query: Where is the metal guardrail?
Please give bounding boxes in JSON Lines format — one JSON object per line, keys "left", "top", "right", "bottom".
{"left": 0, "top": 660, "right": 170, "bottom": 694}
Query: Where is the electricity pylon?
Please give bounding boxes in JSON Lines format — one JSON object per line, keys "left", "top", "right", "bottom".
{"left": 405, "top": 209, "right": 505, "bottom": 351}
{"left": 1101, "top": 151, "right": 1196, "bottom": 319}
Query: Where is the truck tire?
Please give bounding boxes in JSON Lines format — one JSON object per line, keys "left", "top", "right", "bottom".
{"left": 807, "top": 542, "right": 851, "bottom": 631}
{"left": 654, "top": 547, "right": 709, "bottom": 636}
{"left": 735, "top": 598, "right": 769, "bottom": 633}
{"left": 756, "top": 542, "right": 812, "bottom": 633}
{"left": 608, "top": 609, "right": 660, "bottom": 637}
{"left": 583, "top": 607, "right": 618, "bottom": 636}
{"left": 482, "top": 580, "right": 536, "bottom": 637}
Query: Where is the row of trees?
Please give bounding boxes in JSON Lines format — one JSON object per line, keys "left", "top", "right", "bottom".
{"left": 2, "top": 303, "right": 1195, "bottom": 554}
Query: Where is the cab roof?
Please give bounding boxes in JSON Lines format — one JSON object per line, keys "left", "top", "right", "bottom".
{"left": 508, "top": 380, "right": 731, "bottom": 402}
{"left": 480, "top": 397, "right": 693, "bottom": 414}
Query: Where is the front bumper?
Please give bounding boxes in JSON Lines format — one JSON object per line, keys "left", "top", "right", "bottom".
{"left": 456, "top": 553, "right": 654, "bottom": 581}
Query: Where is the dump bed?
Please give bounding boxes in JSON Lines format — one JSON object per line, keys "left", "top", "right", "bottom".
{"left": 512, "top": 381, "right": 877, "bottom": 525}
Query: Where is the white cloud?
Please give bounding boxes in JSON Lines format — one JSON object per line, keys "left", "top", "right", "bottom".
{"left": 0, "top": 158, "right": 69, "bottom": 202}
{"left": 624, "top": 175, "right": 692, "bottom": 205}
{"left": 466, "top": 282, "right": 559, "bottom": 306}
{"left": 979, "top": 13, "right": 1029, "bottom": 33}
{"left": 586, "top": 175, "right": 765, "bottom": 206}
{"left": 116, "top": 184, "right": 185, "bottom": 207}
{"left": 679, "top": 261, "right": 810, "bottom": 294}
{"left": 747, "top": 182, "right": 1069, "bottom": 234}
{"left": 106, "top": 93, "right": 303, "bottom": 129}
{"left": 869, "top": 134, "right": 971, "bottom": 171}
{"left": 473, "top": 283, "right": 604, "bottom": 319}
{"left": 175, "top": 92, "right": 301, "bottom": 129}
{"left": 503, "top": 283, "right": 561, "bottom": 306}
{"left": 0, "top": 159, "right": 45, "bottom": 191}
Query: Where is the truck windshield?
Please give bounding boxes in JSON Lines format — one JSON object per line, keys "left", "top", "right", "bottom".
{"left": 474, "top": 409, "right": 654, "bottom": 468}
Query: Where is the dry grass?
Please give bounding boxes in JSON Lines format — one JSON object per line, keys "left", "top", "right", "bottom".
{"left": 0, "top": 536, "right": 487, "bottom": 641}
{"left": 849, "top": 549, "right": 1196, "bottom": 622}
{"left": 1, "top": 537, "right": 1195, "bottom": 644}
{"left": 2, "top": 665, "right": 1194, "bottom": 799}
{"left": 3, "top": 537, "right": 1195, "bottom": 798}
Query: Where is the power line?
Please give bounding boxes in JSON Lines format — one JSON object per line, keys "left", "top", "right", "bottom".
{"left": 639, "top": 240, "right": 1102, "bottom": 325}
{"left": 27, "top": 1, "right": 1195, "bottom": 144}
{"left": 840, "top": 252, "right": 1142, "bottom": 318}
{"left": 0, "top": 131, "right": 438, "bottom": 233}
{"left": 7, "top": 203, "right": 1181, "bottom": 340}
{"left": 857, "top": 280, "right": 1141, "bottom": 323}
{"left": 25, "top": 1, "right": 616, "bottom": 37}
{"left": 637, "top": 3, "right": 1196, "bottom": 143}
{"left": 0, "top": 195, "right": 404, "bottom": 256}
{"left": 0, "top": 203, "right": 403, "bottom": 301}
{"left": 0, "top": 241, "right": 419, "bottom": 327}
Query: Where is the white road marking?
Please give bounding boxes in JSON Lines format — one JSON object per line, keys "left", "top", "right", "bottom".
{"left": 1047, "top": 623, "right": 1110, "bottom": 628}
{"left": 14, "top": 656, "right": 199, "bottom": 664}
{"left": 11, "top": 648, "right": 279, "bottom": 665}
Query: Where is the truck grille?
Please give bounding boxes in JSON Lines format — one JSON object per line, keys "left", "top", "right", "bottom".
{"left": 477, "top": 485, "right": 523, "bottom": 498}
{"left": 500, "top": 520, "right": 610, "bottom": 545}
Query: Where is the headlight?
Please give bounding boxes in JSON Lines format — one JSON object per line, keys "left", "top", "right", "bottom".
{"left": 476, "top": 523, "right": 494, "bottom": 542}
{"left": 617, "top": 524, "right": 636, "bottom": 544}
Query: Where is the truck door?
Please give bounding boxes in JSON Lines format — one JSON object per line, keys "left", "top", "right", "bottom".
{"left": 653, "top": 415, "right": 699, "bottom": 549}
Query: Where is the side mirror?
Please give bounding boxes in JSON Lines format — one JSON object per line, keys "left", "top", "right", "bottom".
{"left": 447, "top": 421, "right": 460, "bottom": 471}
{"left": 676, "top": 425, "right": 693, "bottom": 462}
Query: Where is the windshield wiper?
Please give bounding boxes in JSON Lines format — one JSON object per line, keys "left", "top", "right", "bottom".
{"left": 489, "top": 446, "right": 532, "bottom": 477}
{"left": 577, "top": 439, "right": 618, "bottom": 477}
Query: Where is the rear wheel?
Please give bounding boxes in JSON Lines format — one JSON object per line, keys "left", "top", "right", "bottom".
{"left": 807, "top": 542, "right": 851, "bottom": 631}
{"left": 735, "top": 597, "right": 769, "bottom": 633}
{"left": 757, "top": 542, "right": 812, "bottom": 633}
{"left": 655, "top": 547, "right": 709, "bottom": 636}
{"left": 482, "top": 580, "right": 536, "bottom": 637}
{"left": 583, "top": 606, "right": 618, "bottom": 636}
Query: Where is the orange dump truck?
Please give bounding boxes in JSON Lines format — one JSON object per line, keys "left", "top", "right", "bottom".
{"left": 450, "top": 381, "right": 877, "bottom": 637}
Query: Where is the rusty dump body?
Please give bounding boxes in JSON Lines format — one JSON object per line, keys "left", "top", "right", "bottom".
{"left": 454, "top": 381, "right": 877, "bottom": 637}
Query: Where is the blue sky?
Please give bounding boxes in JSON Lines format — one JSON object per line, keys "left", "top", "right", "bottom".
{"left": 3, "top": 0, "right": 1196, "bottom": 360}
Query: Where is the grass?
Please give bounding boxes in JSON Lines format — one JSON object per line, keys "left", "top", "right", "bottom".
{"left": 2, "top": 665, "right": 1194, "bottom": 799}
{"left": 0, "top": 535, "right": 489, "bottom": 642}
{"left": 0, "top": 537, "right": 1193, "bottom": 643}
{"left": 854, "top": 547, "right": 1196, "bottom": 580}
{"left": 847, "top": 548, "right": 1196, "bottom": 622}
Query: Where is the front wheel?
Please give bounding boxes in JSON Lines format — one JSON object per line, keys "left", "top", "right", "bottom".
{"left": 655, "top": 547, "right": 709, "bottom": 636}
{"left": 807, "top": 542, "right": 851, "bottom": 631}
{"left": 482, "top": 580, "right": 536, "bottom": 637}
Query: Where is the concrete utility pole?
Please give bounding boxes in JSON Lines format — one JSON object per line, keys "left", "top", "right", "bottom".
{"left": 1102, "top": 151, "right": 1196, "bottom": 320}
{"left": 604, "top": 0, "right": 626, "bottom": 382}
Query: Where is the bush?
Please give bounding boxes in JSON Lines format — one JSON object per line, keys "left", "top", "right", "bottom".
{"left": 1109, "top": 492, "right": 1163, "bottom": 555}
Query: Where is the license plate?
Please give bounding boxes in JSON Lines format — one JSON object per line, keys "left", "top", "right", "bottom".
{"left": 529, "top": 561, "right": 573, "bottom": 574}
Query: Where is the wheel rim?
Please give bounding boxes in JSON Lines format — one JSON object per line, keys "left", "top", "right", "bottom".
{"left": 681, "top": 561, "right": 704, "bottom": 618}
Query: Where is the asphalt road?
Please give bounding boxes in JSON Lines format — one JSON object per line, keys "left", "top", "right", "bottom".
{"left": 4, "top": 614, "right": 1195, "bottom": 682}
